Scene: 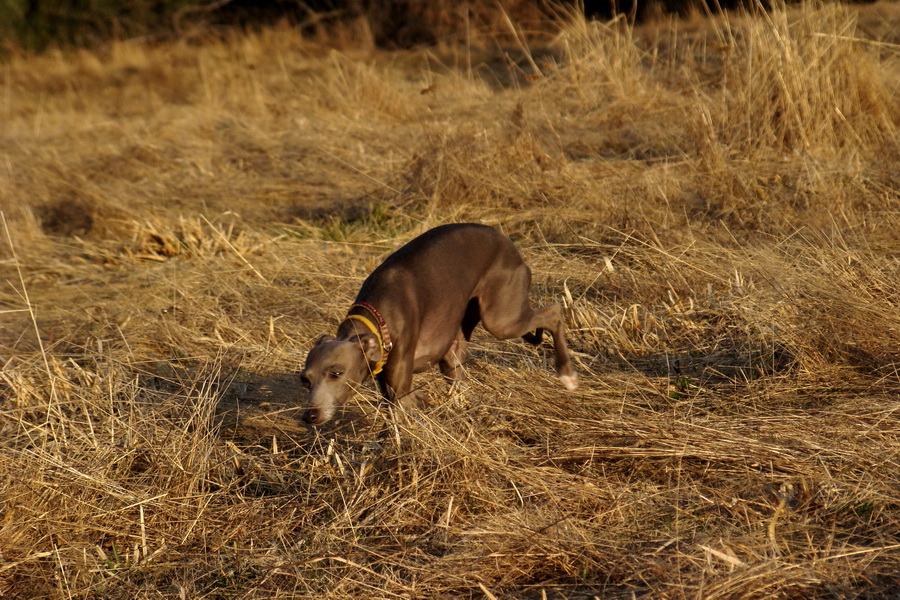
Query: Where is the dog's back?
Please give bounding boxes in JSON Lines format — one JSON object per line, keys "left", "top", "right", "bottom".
{"left": 356, "top": 223, "right": 517, "bottom": 308}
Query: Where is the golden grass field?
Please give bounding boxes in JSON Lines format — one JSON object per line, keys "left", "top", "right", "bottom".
{"left": 1, "top": 2, "right": 899, "bottom": 598}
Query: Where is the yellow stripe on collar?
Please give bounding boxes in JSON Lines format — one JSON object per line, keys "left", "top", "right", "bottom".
{"left": 344, "top": 314, "right": 388, "bottom": 375}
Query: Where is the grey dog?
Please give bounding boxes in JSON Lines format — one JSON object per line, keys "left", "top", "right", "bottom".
{"left": 300, "top": 223, "right": 578, "bottom": 424}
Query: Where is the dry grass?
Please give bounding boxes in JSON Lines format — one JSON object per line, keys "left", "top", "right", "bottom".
{"left": 1, "top": 2, "right": 899, "bottom": 598}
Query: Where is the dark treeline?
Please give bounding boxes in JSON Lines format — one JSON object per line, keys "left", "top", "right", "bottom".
{"left": 0, "top": 0, "right": 878, "bottom": 51}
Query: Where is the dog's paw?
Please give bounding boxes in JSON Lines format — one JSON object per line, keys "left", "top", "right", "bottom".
{"left": 397, "top": 390, "right": 426, "bottom": 410}
{"left": 560, "top": 373, "right": 579, "bottom": 391}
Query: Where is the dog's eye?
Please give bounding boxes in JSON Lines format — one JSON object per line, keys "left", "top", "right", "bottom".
{"left": 328, "top": 371, "right": 343, "bottom": 380}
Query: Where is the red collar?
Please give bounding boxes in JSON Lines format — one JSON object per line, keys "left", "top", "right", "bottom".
{"left": 348, "top": 302, "right": 393, "bottom": 354}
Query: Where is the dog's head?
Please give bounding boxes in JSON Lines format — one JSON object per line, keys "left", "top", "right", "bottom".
{"left": 300, "top": 333, "right": 382, "bottom": 424}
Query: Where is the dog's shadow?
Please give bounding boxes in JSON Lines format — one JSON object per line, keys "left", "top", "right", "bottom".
{"left": 211, "top": 369, "right": 312, "bottom": 444}
{"left": 212, "top": 367, "right": 379, "bottom": 444}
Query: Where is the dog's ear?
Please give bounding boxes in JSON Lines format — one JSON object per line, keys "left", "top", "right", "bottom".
{"left": 353, "top": 333, "right": 383, "bottom": 363}
{"left": 312, "top": 334, "right": 335, "bottom": 347}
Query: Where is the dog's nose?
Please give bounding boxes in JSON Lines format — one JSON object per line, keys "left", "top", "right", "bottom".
{"left": 302, "top": 408, "right": 320, "bottom": 424}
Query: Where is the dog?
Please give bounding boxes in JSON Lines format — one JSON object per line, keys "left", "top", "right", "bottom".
{"left": 300, "top": 223, "right": 578, "bottom": 424}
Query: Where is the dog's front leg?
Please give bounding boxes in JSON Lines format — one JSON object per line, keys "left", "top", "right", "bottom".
{"left": 376, "top": 352, "right": 423, "bottom": 410}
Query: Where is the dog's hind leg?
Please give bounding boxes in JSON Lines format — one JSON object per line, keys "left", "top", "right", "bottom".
{"left": 478, "top": 264, "right": 578, "bottom": 390}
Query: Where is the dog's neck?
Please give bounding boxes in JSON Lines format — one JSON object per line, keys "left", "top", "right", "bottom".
{"left": 350, "top": 302, "right": 391, "bottom": 342}
{"left": 342, "top": 302, "right": 393, "bottom": 375}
